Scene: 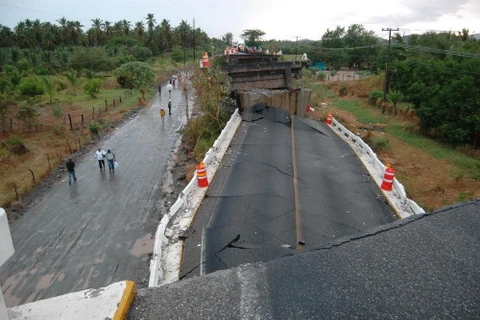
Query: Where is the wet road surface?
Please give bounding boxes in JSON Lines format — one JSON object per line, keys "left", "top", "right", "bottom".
{"left": 0, "top": 83, "right": 187, "bottom": 307}
{"left": 180, "top": 107, "right": 396, "bottom": 278}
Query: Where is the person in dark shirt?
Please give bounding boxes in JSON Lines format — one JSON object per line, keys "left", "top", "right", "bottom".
{"left": 66, "top": 158, "right": 77, "bottom": 185}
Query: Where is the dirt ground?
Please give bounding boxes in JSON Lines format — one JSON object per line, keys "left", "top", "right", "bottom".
{"left": 307, "top": 84, "right": 480, "bottom": 212}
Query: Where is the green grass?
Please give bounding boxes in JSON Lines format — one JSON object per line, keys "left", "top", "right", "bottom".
{"left": 297, "top": 79, "right": 336, "bottom": 100}
{"left": 333, "top": 99, "right": 387, "bottom": 124}
{"left": 385, "top": 124, "right": 480, "bottom": 178}
{"left": 300, "top": 76, "right": 480, "bottom": 180}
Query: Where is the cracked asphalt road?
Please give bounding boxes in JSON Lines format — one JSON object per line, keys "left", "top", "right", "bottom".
{"left": 0, "top": 83, "right": 187, "bottom": 307}
{"left": 180, "top": 106, "right": 396, "bottom": 279}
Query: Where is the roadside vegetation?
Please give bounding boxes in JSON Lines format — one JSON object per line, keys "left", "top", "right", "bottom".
{"left": 0, "top": 14, "right": 230, "bottom": 210}
{"left": 298, "top": 75, "right": 480, "bottom": 211}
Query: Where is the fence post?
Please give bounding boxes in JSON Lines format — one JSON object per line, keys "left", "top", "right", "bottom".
{"left": 28, "top": 168, "right": 35, "bottom": 184}
{"left": 119, "top": 96, "right": 122, "bottom": 103}
{"left": 9, "top": 118, "right": 12, "bottom": 131}
{"left": 113, "top": 99, "right": 115, "bottom": 107}
{"left": 81, "top": 114, "right": 84, "bottom": 127}
{"left": 92, "top": 107, "right": 95, "bottom": 120}
{"left": 68, "top": 114, "right": 73, "bottom": 131}
{"left": 47, "top": 153, "right": 51, "bottom": 171}
{"left": 66, "top": 140, "right": 72, "bottom": 154}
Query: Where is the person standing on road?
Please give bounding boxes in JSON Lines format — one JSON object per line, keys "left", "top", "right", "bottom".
{"left": 66, "top": 158, "right": 77, "bottom": 185}
{"left": 94, "top": 148, "right": 106, "bottom": 169}
{"left": 168, "top": 99, "right": 172, "bottom": 115}
{"left": 160, "top": 108, "right": 166, "bottom": 122}
{"left": 158, "top": 85, "right": 161, "bottom": 96}
{"left": 106, "top": 149, "right": 116, "bottom": 173}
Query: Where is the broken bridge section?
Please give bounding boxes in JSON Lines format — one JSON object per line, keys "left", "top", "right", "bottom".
{"left": 225, "top": 53, "right": 311, "bottom": 117}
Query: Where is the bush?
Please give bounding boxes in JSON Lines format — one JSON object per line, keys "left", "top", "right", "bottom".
{"left": 171, "top": 45, "right": 184, "bottom": 62}
{"left": 316, "top": 71, "right": 326, "bottom": 80}
{"left": 120, "top": 46, "right": 152, "bottom": 61}
{"left": 18, "top": 77, "right": 44, "bottom": 96}
{"left": 86, "top": 120, "right": 100, "bottom": 136}
{"left": 7, "top": 134, "right": 23, "bottom": 145}
{"left": 51, "top": 105, "right": 63, "bottom": 118}
{"left": 69, "top": 47, "right": 115, "bottom": 72}
{"left": 370, "top": 136, "right": 391, "bottom": 151}
{"left": 56, "top": 80, "right": 67, "bottom": 91}
{"left": 36, "top": 68, "right": 51, "bottom": 76}
{"left": 369, "top": 89, "right": 383, "bottom": 106}
{"left": 49, "top": 124, "right": 67, "bottom": 137}
{"left": 83, "top": 78, "right": 102, "bottom": 98}
{"left": 115, "top": 55, "right": 136, "bottom": 67}
{"left": 17, "top": 58, "right": 32, "bottom": 73}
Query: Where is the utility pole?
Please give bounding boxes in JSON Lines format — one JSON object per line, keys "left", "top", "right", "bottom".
{"left": 294, "top": 35, "right": 301, "bottom": 62}
{"left": 381, "top": 27, "right": 399, "bottom": 114}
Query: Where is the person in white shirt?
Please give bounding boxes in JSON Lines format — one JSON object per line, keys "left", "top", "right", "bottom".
{"left": 94, "top": 148, "right": 106, "bottom": 169}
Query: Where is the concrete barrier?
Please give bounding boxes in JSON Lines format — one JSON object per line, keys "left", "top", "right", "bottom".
{"left": 7, "top": 280, "right": 135, "bottom": 320}
{"left": 1, "top": 208, "right": 15, "bottom": 320}
{"left": 149, "top": 109, "right": 243, "bottom": 287}
{"left": 330, "top": 119, "right": 425, "bottom": 217}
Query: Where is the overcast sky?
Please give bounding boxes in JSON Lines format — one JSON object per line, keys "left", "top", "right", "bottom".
{"left": 1, "top": 0, "right": 479, "bottom": 41}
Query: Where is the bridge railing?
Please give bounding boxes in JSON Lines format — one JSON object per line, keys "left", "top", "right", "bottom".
{"left": 330, "top": 119, "right": 425, "bottom": 217}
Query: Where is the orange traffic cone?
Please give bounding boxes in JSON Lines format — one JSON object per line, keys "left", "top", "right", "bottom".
{"left": 381, "top": 164, "right": 395, "bottom": 191}
{"left": 325, "top": 112, "right": 333, "bottom": 124}
{"left": 202, "top": 52, "right": 210, "bottom": 68}
{"left": 196, "top": 162, "right": 209, "bottom": 188}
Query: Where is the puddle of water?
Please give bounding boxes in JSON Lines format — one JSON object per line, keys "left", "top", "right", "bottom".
{"left": 130, "top": 233, "right": 154, "bottom": 257}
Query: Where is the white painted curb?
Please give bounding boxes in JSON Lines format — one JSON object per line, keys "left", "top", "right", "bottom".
{"left": 7, "top": 280, "right": 135, "bottom": 320}
{"left": 329, "top": 118, "right": 425, "bottom": 218}
{"left": 149, "top": 109, "right": 242, "bottom": 287}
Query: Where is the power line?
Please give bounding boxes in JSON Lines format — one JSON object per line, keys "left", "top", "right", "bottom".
{"left": 0, "top": 3, "right": 90, "bottom": 22}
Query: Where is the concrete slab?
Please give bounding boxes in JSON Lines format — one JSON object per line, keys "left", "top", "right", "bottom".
{"left": 7, "top": 280, "right": 135, "bottom": 320}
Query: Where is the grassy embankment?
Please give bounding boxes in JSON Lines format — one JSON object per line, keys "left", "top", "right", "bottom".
{"left": 0, "top": 56, "right": 181, "bottom": 209}
{"left": 297, "top": 76, "right": 480, "bottom": 211}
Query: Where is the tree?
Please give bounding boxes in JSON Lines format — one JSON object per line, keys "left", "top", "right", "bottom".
{"left": 222, "top": 32, "right": 233, "bottom": 45}
{"left": 16, "top": 99, "right": 39, "bottom": 131}
{"left": 145, "top": 13, "right": 156, "bottom": 34}
{"left": 18, "top": 77, "right": 44, "bottom": 97}
{"left": 68, "top": 47, "right": 115, "bottom": 72}
{"left": 64, "top": 70, "right": 81, "bottom": 96}
{"left": 113, "top": 61, "right": 154, "bottom": 99}
{"left": 41, "top": 76, "right": 57, "bottom": 104}
{"left": 240, "top": 29, "right": 265, "bottom": 47}
{"left": 83, "top": 78, "right": 102, "bottom": 98}
{"left": 387, "top": 90, "right": 402, "bottom": 116}
{"left": 90, "top": 18, "right": 104, "bottom": 46}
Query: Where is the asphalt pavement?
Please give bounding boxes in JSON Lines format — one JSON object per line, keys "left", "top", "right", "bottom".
{"left": 0, "top": 82, "right": 187, "bottom": 307}
{"left": 129, "top": 199, "right": 480, "bottom": 319}
{"left": 180, "top": 106, "right": 396, "bottom": 279}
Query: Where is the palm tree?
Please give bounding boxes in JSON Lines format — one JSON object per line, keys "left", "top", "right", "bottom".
{"left": 113, "top": 21, "right": 123, "bottom": 37}
{"left": 159, "top": 19, "right": 172, "bottom": 51}
{"left": 32, "top": 19, "right": 43, "bottom": 46}
{"left": 67, "top": 21, "right": 84, "bottom": 46}
{"left": 135, "top": 21, "right": 145, "bottom": 42}
{"left": 121, "top": 20, "right": 131, "bottom": 36}
{"left": 104, "top": 21, "right": 113, "bottom": 41}
{"left": 41, "top": 76, "right": 57, "bottom": 104}
{"left": 64, "top": 70, "right": 81, "bottom": 96}
{"left": 145, "top": 13, "right": 156, "bottom": 34}
{"left": 90, "top": 18, "right": 104, "bottom": 46}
